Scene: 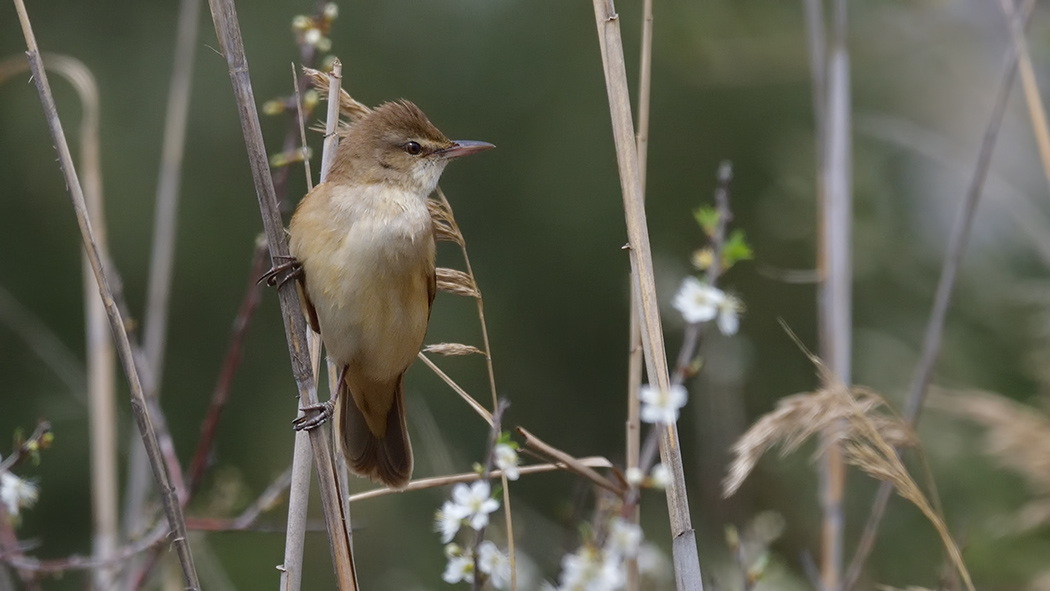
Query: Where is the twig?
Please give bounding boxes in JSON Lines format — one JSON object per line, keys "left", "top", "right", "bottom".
{"left": 842, "top": 1, "right": 1035, "bottom": 587}
{"left": 470, "top": 401, "right": 509, "bottom": 591}
{"left": 348, "top": 457, "right": 614, "bottom": 502}
{"left": 589, "top": 2, "right": 702, "bottom": 589}
{"left": 11, "top": 3, "right": 201, "bottom": 589}
{"left": 517, "top": 427, "right": 623, "bottom": 495}
{"left": 0, "top": 422, "right": 52, "bottom": 473}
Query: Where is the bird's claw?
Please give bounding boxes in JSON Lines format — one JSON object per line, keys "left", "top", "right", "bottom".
{"left": 259, "top": 256, "right": 303, "bottom": 288}
{"left": 292, "top": 399, "right": 335, "bottom": 431}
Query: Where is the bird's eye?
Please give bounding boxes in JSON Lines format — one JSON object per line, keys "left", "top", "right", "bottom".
{"left": 404, "top": 141, "right": 422, "bottom": 155}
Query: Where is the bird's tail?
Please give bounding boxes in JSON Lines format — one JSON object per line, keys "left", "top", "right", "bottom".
{"left": 336, "top": 370, "right": 412, "bottom": 489}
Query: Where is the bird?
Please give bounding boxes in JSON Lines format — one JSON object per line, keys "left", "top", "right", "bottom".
{"left": 279, "top": 100, "right": 493, "bottom": 489}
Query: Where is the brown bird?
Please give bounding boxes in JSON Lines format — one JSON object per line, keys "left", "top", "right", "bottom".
{"left": 284, "top": 101, "right": 492, "bottom": 488}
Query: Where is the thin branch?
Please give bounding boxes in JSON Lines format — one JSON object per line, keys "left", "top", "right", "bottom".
{"left": 10, "top": 1, "right": 201, "bottom": 588}
{"left": 843, "top": 1, "right": 1035, "bottom": 587}
{"left": 517, "top": 427, "right": 623, "bottom": 495}
{"left": 348, "top": 457, "right": 614, "bottom": 502}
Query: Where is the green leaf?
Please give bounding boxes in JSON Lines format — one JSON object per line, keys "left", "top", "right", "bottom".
{"left": 693, "top": 206, "right": 719, "bottom": 237}
{"left": 721, "top": 229, "right": 754, "bottom": 268}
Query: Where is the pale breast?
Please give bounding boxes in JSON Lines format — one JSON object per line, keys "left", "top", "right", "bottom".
{"left": 290, "top": 182, "right": 435, "bottom": 380}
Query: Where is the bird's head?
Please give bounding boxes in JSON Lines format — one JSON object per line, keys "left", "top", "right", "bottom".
{"left": 329, "top": 100, "right": 494, "bottom": 196}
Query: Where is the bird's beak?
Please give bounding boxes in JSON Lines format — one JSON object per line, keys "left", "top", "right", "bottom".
{"left": 438, "top": 140, "right": 495, "bottom": 159}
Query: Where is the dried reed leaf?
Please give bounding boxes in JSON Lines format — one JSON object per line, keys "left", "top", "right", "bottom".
{"left": 427, "top": 198, "right": 464, "bottom": 245}
{"left": 423, "top": 343, "right": 484, "bottom": 356}
{"left": 436, "top": 268, "right": 480, "bottom": 298}
{"left": 302, "top": 67, "right": 371, "bottom": 122}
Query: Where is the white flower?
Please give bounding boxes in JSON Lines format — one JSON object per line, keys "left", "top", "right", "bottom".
{"left": 478, "top": 541, "right": 512, "bottom": 589}
{"left": 451, "top": 480, "right": 500, "bottom": 530}
{"left": 716, "top": 294, "right": 743, "bottom": 336}
{"left": 606, "top": 518, "right": 643, "bottom": 559}
{"left": 558, "top": 546, "right": 623, "bottom": 591}
{"left": 435, "top": 500, "right": 469, "bottom": 543}
{"left": 639, "top": 384, "right": 688, "bottom": 425}
{"left": 625, "top": 467, "right": 644, "bottom": 486}
{"left": 650, "top": 464, "right": 671, "bottom": 489}
{"left": 0, "top": 472, "right": 37, "bottom": 518}
{"left": 494, "top": 444, "right": 520, "bottom": 481}
{"left": 443, "top": 551, "right": 475, "bottom": 584}
{"left": 672, "top": 277, "right": 725, "bottom": 324}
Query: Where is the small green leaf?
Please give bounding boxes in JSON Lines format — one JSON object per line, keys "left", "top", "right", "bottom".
{"left": 722, "top": 229, "right": 754, "bottom": 268}
{"left": 693, "top": 206, "right": 719, "bottom": 237}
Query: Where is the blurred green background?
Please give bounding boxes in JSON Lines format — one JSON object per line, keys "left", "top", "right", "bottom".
{"left": 3, "top": 0, "right": 1050, "bottom": 589}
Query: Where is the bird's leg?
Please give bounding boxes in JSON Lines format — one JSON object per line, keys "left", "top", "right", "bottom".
{"left": 292, "top": 365, "right": 345, "bottom": 431}
{"left": 292, "top": 399, "right": 335, "bottom": 431}
{"left": 259, "top": 255, "right": 303, "bottom": 288}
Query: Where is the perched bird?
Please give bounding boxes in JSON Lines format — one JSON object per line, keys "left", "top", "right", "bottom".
{"left": 283, "top": 100, "right": 492, "bottom": 489}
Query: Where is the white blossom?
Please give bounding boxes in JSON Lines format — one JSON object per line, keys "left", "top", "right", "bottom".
{"left": 0, "top": 472, "right": 37, "bottom": 518}
{"left": 639, "top": 384, "right": 688, "bottom": 425}
{"left": 650, "top": 464, "right": 671, "bottom": 489}
{"left": 672, "top": 277, "right": 725, "bottom": 324}
{"left": 557, "top": 546, "right": 624, "bottom": 591}
{"left": 624, "top": 467, "right": 644, "bottom": 486}
{"left": 443, "top": 552, "right": 475, "bottom": 584}
{"left": 494, "top": 444, "right": 520, "bottom": 481}
{"left": 606, "top": 518, "right": 642, "bottom": 560}
{"left": 451, "top": 480, "right": 500, "bottom": 530}
{"left": 435, "top": 500, "right": 469, "bottom": 543}
{"left": 716, "top": 294, "right": 743, "bottom": 336}
{"left": 478, "top": 541, "right": 512, "bottom": 589}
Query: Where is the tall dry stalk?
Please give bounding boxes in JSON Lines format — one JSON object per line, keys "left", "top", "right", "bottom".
{"left": 844, "top": 0, "right": 1036, "bottom": 586}
{"left": 818, "top": 0, "right": 851, "bottom": 587}
{"left": 10, "top": 0, "right": 201, "bottom": 588}
{"left": 124, "top": 0, "right": 203, "bottom": 554}
{"left": 590, "top": 0, "right": 702, "bottom": 588}
{"left": 203, "top": 1, "right": 357, "bottom": 588}
{"left": 625, "top": 2, "right": 654, "bottom": 589}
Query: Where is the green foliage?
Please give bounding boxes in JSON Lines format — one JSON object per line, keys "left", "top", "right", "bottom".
{"left": 694, "top": 205, "right": 719, "bottom": 237}
{"left": 722, "top": 229, "right": 754, "bottom": 269}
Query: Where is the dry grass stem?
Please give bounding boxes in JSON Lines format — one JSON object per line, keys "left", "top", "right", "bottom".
{"left": 436, "top": 268, "right": 481, "bottom": 298}
{"left": 423, "top": 343, "right": 485, "bottom": 356}
{"left": 589, "top": 1, "right": 701, "bottom": 587}
{"left": 417, "top": 353, "right": 493, "bottom": 425}
{"left": 845, "top": 1, "right": 1036, "bottom": 585}
{"left": 303, "top": 66, "right": 371, "bottom": 122}
{"left": 724, "top": 346, "right": 973, "bottom": 591}
{"left": 998, "top": 0, "right": 1050, "bottom": 190}
{"left": 427, "top": 197, "right": 466, "bottom": 245}
{"left": 11, "top": 1, "right": 201, "bottom": 587}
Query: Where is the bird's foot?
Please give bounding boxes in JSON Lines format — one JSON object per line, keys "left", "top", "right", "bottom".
{"left": 259, "top": 255, "right": 303, "bottom": 288}
{"left": 292, "top": 399, "right": 335, "bottom": 431}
